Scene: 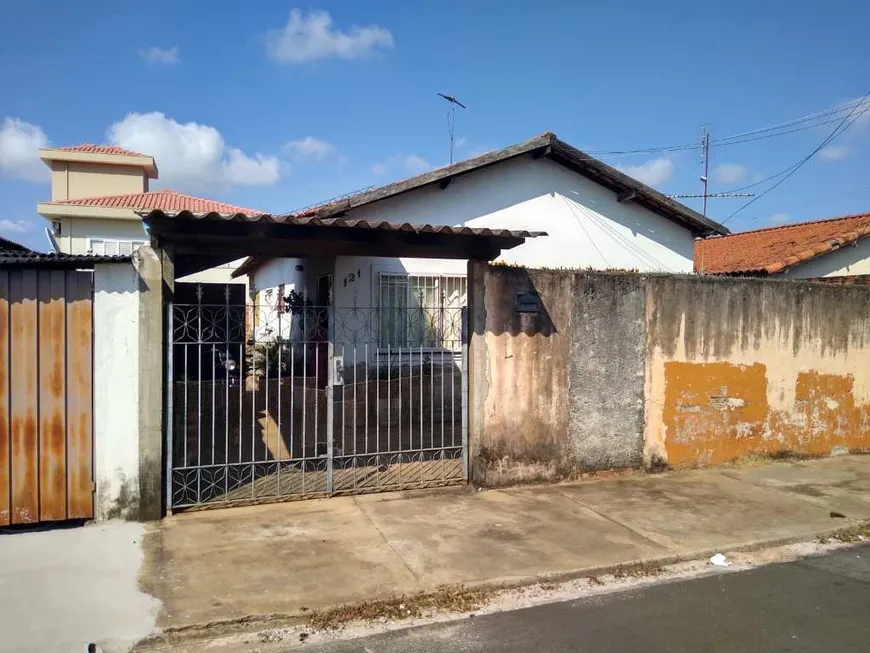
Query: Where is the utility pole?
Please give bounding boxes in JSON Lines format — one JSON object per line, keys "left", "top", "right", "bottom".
{"left": 700, "top": 127, "right": 711, "bottom": 217}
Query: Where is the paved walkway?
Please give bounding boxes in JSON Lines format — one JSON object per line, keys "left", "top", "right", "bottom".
{"left": 143, "top": 455, "right": 870, "bottom": 635}
{"left": 1, "top": 455, "right": 868, "bottom": 652}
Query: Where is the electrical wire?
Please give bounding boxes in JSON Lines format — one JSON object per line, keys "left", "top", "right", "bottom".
{"left": 714, "top": 98, "right": 869, "bottom": 142}
{"left": 742, "top": 185, "right": 870, "bottom": 222}
{"left": 720, "top": 93, "right": 870, "bottom": 226}
{"left": 583, "top": 97, "right": 870, "bottom": 159}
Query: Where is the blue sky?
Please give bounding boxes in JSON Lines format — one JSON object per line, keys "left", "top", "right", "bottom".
{"left": 1, "top": 0, "right": 868, "bottom": 250}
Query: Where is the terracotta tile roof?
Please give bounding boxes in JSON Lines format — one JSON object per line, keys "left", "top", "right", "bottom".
{"left": 695, "top": 213, "right": 870, "bottom": 275}
{"left": 48, "top": 189, "right": 262, "bottom": 216}
{"left": 54, "top": 144, "right": 151, "bottom": 158}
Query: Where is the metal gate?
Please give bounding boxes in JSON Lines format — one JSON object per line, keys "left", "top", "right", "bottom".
{"left": 0, "top": 268, "right": 94, "bottom": 525}
{"left": 167, "top": 284, "right": 467, "bottom": 510}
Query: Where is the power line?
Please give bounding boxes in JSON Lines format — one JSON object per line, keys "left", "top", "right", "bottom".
{"left": 742, "top": 185, "right": 870, "bottom": 222}
{"left": 720, "top": 92, "right": 870, "bottom": 226}
{"left": 669, "top": 192, "right": 755, "bottom": 198}
{"left": 583, "top": 97, "right": 870, "bottom": 160}
{"left": 714, "top": 98, "right": 868, "bottom": 142}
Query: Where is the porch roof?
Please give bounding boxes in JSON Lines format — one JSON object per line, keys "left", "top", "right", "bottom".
{"left": 141, "top": 209, "right": 546, "bottom": 277}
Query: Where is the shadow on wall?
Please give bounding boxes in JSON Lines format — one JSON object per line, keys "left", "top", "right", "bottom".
{"left": 473, "top": 266, "right": 557, "bottom": 338}
{"left": 471, "top": 265, "right": 569, "bottom": 486}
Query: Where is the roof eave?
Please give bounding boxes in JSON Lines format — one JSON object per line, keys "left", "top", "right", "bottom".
{"left": 546, "top": 138, "right": 729, "bottom": 237}
{"left": 39, "top": 148, "right": 159, "bottom": 179}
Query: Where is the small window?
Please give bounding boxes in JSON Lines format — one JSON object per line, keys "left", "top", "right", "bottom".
{"left": 88, "top": 238, "right": 146, "bottom": 256}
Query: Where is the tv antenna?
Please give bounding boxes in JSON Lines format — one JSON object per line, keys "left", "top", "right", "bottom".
{"left": 669, "top": 126, "right": 754, "bottom": 213}
{"left": 437, "top": 92, "right": 466, "bottom": 164}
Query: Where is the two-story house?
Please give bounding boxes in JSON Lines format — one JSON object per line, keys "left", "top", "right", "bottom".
{"left": 35, "top": 144, "right": 257, "bottom": 283}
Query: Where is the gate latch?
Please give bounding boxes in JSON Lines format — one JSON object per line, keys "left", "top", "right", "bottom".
{"left": 331, "top": 355, "right": 344, "bottom": 386}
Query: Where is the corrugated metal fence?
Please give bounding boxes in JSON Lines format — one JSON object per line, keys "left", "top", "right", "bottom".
{"left": 0, "top": 269, "right": 94, "bottom": 525}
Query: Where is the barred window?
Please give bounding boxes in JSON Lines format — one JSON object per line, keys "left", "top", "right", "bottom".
{"left": 378, "top": 274, "right": 466, "bottom": 350}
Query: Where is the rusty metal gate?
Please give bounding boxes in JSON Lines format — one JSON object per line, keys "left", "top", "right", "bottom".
{"left": 167, "top": 282, "right": 468, "bottom": 510}
{"left": 0, "top": 269, "right": 94, "bottom": 525}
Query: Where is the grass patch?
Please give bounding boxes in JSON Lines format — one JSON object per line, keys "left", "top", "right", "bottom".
{"left": 609, "top": 560, "right": 665, "bottom": 580}
{"left": 307, "top": 585, "right": 486, "bottom": 630}
{"left": 818, "top": 521, "right": 870, "bottom": 544}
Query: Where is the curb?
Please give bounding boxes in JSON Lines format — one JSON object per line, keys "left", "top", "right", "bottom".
{"left": 133, "top": 520, "right": 867, "bottom": 650}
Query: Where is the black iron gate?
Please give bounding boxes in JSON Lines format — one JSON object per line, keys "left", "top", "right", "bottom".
{"left": 166, "top": 284, "right": 467, "bottom": 510}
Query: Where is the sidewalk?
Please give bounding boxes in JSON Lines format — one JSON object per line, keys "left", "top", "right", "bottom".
{"left": 142, "top": 455, "right": 870, "bottom": 638}
{"left": 1, "top": 455, "right": 868, "bottom": 652}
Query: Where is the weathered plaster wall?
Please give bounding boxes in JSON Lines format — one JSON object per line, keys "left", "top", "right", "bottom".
{"left": 469, "top": 265, "right": 647, "bottom": 485}
{"left": 469, "top": 265, "right": 571, "bottom": 484}
{"left": 569, "top": 274, "right": 646, "bottom": 470}
{"left": 93, "top": 262, "right": 140, "bottom": 520}
{"left": 645, "top": 276, "right": 870, "bottom": 468}
{"left": 471, "top": 266, "right": 870, "bottom": 483}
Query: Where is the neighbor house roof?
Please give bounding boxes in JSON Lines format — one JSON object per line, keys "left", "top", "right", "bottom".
{"left": 695, "top": 213, "right": 870, "bottom": 275}
{"left": 40, "top": 144, "right": 160, "bottom": 178}
{"left": 0, "top": 235, "right": 32, "bottom": 253}
{"left": 0, "top": 236, "right": 129, "bottom": 268}
{"left": 228, "top": 131, "right": 728, "bottom": 278}
{"left": 45, "top": 189, "right": 263, "bottom": 216}
{"left": 54, "top": 144, "right": 150, "bottom": 157}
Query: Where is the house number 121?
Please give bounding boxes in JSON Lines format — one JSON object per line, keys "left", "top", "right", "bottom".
{"left": 343, "top": 270, "right": 362, "bottom": 287}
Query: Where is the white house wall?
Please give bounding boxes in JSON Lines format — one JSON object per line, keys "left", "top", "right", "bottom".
{"left": 329, "top": 156, "right": 695, "bottom": 312}
{"left": 781, "top": 237, "right": 870, "bottom": 278}
{"left": 252, "top": 156, "right": 699, "bottom": 347}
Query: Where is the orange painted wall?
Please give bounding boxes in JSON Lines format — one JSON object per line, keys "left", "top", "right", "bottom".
{"left": 663, "top": 363, "right": 870, "bottom": 467}
{"left": 646, "top": 275, "right": 870, "bottom": 469}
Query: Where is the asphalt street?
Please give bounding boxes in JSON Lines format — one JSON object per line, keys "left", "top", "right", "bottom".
{"left": 299, "top": 546, "right": 870, "bottom": 653}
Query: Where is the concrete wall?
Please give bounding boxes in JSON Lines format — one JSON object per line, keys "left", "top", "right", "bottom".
{"left": 645, "top": 275, "right": 870, "bottom": 469}
{"left": 469, "top": 265, "right": 870, "bottom": 485}
{"left": 781, "top": 236, "right": 870, "bottom": 279}
{"left": 92, "top": 247, "right": 168, "bottom": 522}
{"left": 94, "top": 262, "right": 141, "bottom": 520}
{"left": 469, "top": 265, "right": 648, "bottom": 484}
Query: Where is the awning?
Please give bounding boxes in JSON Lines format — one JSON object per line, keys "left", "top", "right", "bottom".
{"left": 141, "top": 210, "right": 546, "bottom": 277}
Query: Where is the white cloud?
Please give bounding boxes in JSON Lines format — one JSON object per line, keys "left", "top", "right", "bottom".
{"left": 138, "top": 46, "right": 180, "bottom": 65}
{"left": 223, "top": 148, "right": 280, "bottom": 186}
{"left": 266, "top": 9, "right": 393, "bottom": 64}
{"left": 403, "top": 154, "right": 429, "bottom": 172}
{"left": 107, "top": 112, "right": 279, "bottom": 190}
{"left": 370, "top": 154, "right": 430, "bottom": 177}
{"left": 0, "top": 219, "right": 30, "bottom": 235}
{"left": 770, "top": 212, "right": 790, "bottom": 224}
{"left": 820, "top": 145, "right": 852, "bottom": 161}
{"left": 0, "top": 117, "right": 50, "bottom": 182}
{"left": 617, "top": 157, "right": 674, "bottom": 186}
{"left": 282, "top": 136, "right": 336, "bottom": 161}
{"left": 713, "top": 163, "right": 747, "bottom": 185}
